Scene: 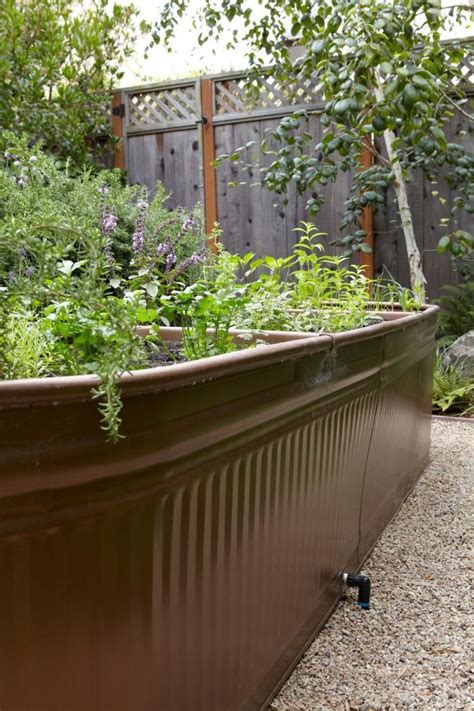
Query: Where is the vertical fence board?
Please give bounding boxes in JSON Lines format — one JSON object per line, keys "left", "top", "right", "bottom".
{"left": 259, "top": 118, "right": 293, "bottom": 258}
{"left": 215, "top": 123, "right": 248, "bottom": 253}
{"left": 112, "top": 91, "right": 125, "bottom": 171}
{"left": 127, "top": 130, "right": 202, "bottom": 209}
{"left": 200, "top": 79, "right": 218, "bottom": 244}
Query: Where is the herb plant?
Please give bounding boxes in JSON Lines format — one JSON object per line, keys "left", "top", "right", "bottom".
{"left": 198, "top": 223, "right": 398, "bottom": 337}
{"left": 0, "top": 137, "right": 210, "bottom": 440}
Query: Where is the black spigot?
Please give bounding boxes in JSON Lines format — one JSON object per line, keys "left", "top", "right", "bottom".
{"left": 343, "top": 572, "right": 371, "bottom": 609}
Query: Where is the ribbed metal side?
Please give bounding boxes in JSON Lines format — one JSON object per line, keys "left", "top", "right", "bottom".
{"left": 0, "top": 391, "right": 379, "bottom": 711}
{"left": 149, "top": 389, "right": 378, "bottom": 710}
{"left": 0, "top": 310, "right": 437, "bottom": 711}
{"left": 359, "top": 352, "right": 434, "bottom": 557}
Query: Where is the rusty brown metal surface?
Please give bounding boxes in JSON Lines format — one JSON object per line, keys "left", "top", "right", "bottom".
{"left": 0, "top": 307, "right": 438, "bottom": 711}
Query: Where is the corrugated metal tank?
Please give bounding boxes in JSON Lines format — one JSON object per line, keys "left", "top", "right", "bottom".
{"left": 0, "top": 307, "right": 437, "bottom": 710}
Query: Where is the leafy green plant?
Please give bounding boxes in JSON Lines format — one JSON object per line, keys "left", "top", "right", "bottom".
{"left": 0, "top": 0, "right": 148, "bottom": 167}
{"left": 372, "top": 272, "right": 421, "bottom": 312}
{"left": 0, "top": 217, "right": 149, "bottom": 441}
{"left": 2, "top": 310, "right": 54, "bottom": 379}
{"left": 432, "top": 353, "right": 474, "bottom": 416}
{"left": 161, "top": 282, "right": 251, "bottom": 359}
{"left": 169, "top": 222, "right": 418, "bottom": 354}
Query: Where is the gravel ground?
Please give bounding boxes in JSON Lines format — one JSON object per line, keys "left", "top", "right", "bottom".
{"left": 271, "top": 419, "right": 473, "bottom": 711}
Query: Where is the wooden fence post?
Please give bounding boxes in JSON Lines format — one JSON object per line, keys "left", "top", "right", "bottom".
{"left": 111, "top": 91, "right": 125, "bottom": 171}
{"left": 200, "top": 78, "right": 218, "bottom": 252}
{"left": 360, "top": 136, "right": 374, "bottom": 279}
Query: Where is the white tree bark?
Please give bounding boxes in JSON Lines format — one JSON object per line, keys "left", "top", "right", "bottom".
{"left": 374, "top": 69, "right": 427, "bottom": 302}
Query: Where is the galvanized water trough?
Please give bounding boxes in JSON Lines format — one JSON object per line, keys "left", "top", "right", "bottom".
{"left": 0, "top": 306, "right": 437, "bottom": 711}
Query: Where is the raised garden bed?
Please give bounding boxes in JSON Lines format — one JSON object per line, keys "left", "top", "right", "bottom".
{"left": 0, "top": 306, "right": 437, "bottom": 711}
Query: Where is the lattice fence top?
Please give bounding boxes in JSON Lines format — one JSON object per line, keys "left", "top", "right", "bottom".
{"left": 214, "top": 74, "right": 323, "bottom": 117}
{"left": 127, "top": 83, "right": 197, "bottom": 129}
{"left": 456, "top": 51, "right": 474, "bottom": 91}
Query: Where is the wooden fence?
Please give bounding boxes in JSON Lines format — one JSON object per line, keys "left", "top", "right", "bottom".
{"left": 112, "top": 43, "right": 473, "bottom": 298}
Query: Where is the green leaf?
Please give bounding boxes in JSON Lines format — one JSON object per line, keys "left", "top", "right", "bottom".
{"left": 144, "top": 282, "right": 158, "bottom": 298}
{"left": 311, "top": 39, "right": 326, "bottom": 54}
{"left": 402, "top": 84, "right": 419, "bottom": 108}
{"left": 437, "top": 235, "right": 450, "bottom": 251}
{"left": 334, "top": 99, "right": 351, "bottom": 115}
{"left": 372, "top": 115, "right": 387, "bottom": 131}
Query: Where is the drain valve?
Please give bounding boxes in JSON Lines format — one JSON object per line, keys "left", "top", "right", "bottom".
{"left": 343, "top": 572, "right": 371, "bottom": 609}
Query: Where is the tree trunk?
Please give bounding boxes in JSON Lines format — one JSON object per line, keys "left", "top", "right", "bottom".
{"left": 374, "top": 69, "right": 427, "bottom": 303}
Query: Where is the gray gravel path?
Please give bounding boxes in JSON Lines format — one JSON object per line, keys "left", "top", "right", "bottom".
{"left": 271, "top": 419, "right": 473, "bottom": 711}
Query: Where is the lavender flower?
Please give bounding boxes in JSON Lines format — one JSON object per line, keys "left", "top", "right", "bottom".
{"left": 18, "top": 247, "right": 28, "bottom": 258}
{"left": 175, "top": 252, "right": 204, "bottom": 274}
{"left": 101, "top": 209, "right": 117, "bottom": 236}
{"left": 7, "top": 271, "right": 16, "bottom": 283}
{"left": 131, "top": 199, "right": 149, "bottom": 255}
{"left": 97, "top": 184, "right": 118, "bottom": 269}
{"left": 156, "top": 240, "right": 170, "bottom": 258}
{"left": 182, "top": 214, "right": 194, "bottom": 231}
{"left": 165, "top": 251, "right": 177, "bottom": 271}
{"left": 132, "top": 230, "right": 144, "bottom": 254}
{"left": 25, "top": 266, "right": 35, "bottom": 277}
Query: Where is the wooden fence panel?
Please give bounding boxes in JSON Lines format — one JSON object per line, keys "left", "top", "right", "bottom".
{"left": 127, "top": 130, "right": 203, "bottom": 209}
{"left": 114, "top": 41, "right": 473, "bottom": 298}
{"left": 119, "top": 80, "right": 204, "bottom": 210}
{"left": 215, "top": 112, "right": 358, "bottom": 260}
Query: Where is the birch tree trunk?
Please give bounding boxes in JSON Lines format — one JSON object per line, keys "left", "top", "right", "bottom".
{"left": 374, "top": 69, "right": 427, "bottom": 302}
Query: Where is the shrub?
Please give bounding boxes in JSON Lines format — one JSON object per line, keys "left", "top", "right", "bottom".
{"left": 0, "top": 0, "right": 147, "bottom": 167}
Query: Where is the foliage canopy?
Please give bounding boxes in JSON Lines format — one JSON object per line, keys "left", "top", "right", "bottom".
{"left": 0, "top": 0, "right": 147, "bottom": 166}
{"left": 155, "top": 0, "right": 474, "bottom": 296}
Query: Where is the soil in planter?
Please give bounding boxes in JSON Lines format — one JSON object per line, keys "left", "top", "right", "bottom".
{"left": 146, "top": 342, "right": 188, "bottom": 367}
{"left": 145, "top": 338, "right": 265, "bottom": 367}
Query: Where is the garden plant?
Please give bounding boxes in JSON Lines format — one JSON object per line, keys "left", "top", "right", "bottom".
{"left": 0, "top": 0, "right": 149, "bottom": 167}
{"left": 0, "top": 136, "right": 209, "bottom": 440}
